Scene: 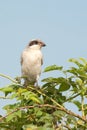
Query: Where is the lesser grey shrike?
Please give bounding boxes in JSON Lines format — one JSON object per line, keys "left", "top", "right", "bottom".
{"left": 21, "top": 39, "right": 46, "bottom": 86}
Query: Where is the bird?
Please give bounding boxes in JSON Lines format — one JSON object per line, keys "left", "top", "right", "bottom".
{"left": 21, "top": 39, "right": 46, "bottom": 87}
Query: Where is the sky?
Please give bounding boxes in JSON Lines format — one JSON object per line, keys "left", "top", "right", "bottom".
{"left": 0, "top": 0, "right": 87, "bottom": 115}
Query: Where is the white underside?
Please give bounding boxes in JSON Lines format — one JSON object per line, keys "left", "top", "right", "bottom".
{"left": 21, "top": 46, "right": 43, "bottom": 83}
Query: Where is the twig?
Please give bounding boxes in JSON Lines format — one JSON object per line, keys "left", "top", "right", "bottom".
{"left": 0, "top": 73, "right": 18, "bottom": 84}
{"left": 81, "top": 95, "right": 85, "bottom": 118}
{"left": 63, "top": 125, "right": 72, "bottom": 130}
{"left": 65, "top": 93, "right": 80, "bottom": 102}
{"left": 0, "top": 96, "right": 10, "bottom": 99}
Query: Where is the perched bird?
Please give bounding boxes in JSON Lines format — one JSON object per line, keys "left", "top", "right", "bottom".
{"left": 21, "top": 39, "right": 46, "bottom": 86}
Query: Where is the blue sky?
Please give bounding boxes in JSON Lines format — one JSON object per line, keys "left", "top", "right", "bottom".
{"left": 0, "top": 0, "right": 87, "bottom": 115}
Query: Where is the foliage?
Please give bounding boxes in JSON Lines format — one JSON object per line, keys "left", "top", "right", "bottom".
{"left": 0, "top": 58, "right": 87, "bottom": 130}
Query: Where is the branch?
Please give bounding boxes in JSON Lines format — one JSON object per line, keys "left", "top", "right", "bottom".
{"left": 26, "top": 86, "right": 87, "bottom": 123}
{"left": 61, "top": 106, "right": 87, "bottom": 123}
{"left": 28, "top": 86, "right": 64, "bottom": 109}
{"left": 81, "top": 95, "right": 85, "bottom": 118}
{"left": 0, "top": 73, "right": 18, "bottom": 84}
{"left": 63, "top": 125, "right": 72, "bottom": 130}
{"left": 0, "top": 96, "right": 10, "bottom": 99}
{"left": 65, "top": 93, "right": 80, "bottom": 102}
{"left": 0, "top": 104, "right": 87, "bottom": 123}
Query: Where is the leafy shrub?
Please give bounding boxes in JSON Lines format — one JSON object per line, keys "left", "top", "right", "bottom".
{"left": 0, "top": 58, "right": 87, "bottom": 130}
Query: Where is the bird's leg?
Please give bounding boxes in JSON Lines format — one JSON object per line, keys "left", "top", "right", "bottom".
{"left": 34, "top": 81, "right": 38, "bottom": 87}
{"left": 34, "top": 75, "right": 40, "bottom": 88}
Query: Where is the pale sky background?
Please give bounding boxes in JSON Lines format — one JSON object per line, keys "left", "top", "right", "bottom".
{"left": 0, "top": 0, "right": 87, "bottom": 115}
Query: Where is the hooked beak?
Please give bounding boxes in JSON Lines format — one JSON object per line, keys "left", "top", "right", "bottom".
{"left": 41, "top": 42, "right": 46, "bottom": 47}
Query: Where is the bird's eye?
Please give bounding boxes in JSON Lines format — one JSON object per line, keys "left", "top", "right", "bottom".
{"left": 29, "top": 40, "right": 38, "bottom": 46}
{"left": 34, "top": 41, "right": 38, "bottom": 45}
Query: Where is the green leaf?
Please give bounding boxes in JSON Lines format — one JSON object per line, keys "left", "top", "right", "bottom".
{"left": 6, "top": 113, "right": 15, "bottom": 122}
{"left": 66, "top": 115, "right": 77, "bottom": 123}
{"left": 15, "top": 110, "right": 21, "bottom": 118}
{"left": 73, "top": 100, "right": 81, "bottom": 110}
{"left": 0, "top": 123, "right": 10, "bottom": 128}
{"left": 38, "top": 127, "right": 54, "bottom": 130}
{"left": 67, "top": 67, "right": 78, "bottom": 76}
{"left": 59, "top": 82, "right": 70, "bottom": 92}
{"left": 42, "top": 77, "right": 66, "bottom": 83}
{"left": 53, "top": 110, "right": 66, "bottom": 117}
{"left": 79, "top": 57, "right": 87, "bottom": 64}
{"left": 6, "top": 110, "right": 21, "bottom": 122}
{"left": 21, "top": 91, "right": 41, "bottom": 103}
{"left": 69, "top": 58, "right": 83, "bottom": 67}
{"left": 42, "top": 77, "right": 58, "bottom": 83}
{"left": 36, "top": 110, "right": 43, "bottom": 117}
{"left": 44, "top": 65, "right": 63, "bottom": 72}
{"left": 0, "top": 86, "right": 13, "bottom": 92}
{"left": 22, "top": 91, "right": 33, "bottom": 100}
{"left": 30, "top": 96, "right": 40, "bottom": 103}
{"left": 10, "top": 93, "right": 17, "bottom": 99}
{"left": 0, "top": 86, "right": 14, "bottom": 96}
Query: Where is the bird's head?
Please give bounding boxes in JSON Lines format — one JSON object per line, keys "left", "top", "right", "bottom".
{"left": 28, "top": 39, "right": 46, "bottom": 49}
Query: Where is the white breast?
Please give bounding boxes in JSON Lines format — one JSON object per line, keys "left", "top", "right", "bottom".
{"left": 21, "top": 48, "right": 43, "bottom": 82}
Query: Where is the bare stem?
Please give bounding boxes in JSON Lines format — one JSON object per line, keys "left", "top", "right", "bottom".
{"left": 65, "top": 93, "right": 80, "bottom": 102}
{"left": 81, "top": 95, "right": 85, "bottom": 118}
{"left": 0, "top": 73, "right": 18, "bottom": 84}
{"left": 0, "top": 96, "right": 10, "bottom": 99}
